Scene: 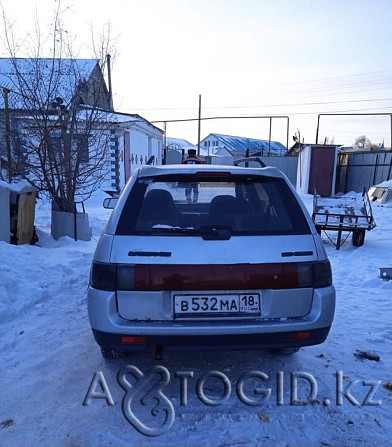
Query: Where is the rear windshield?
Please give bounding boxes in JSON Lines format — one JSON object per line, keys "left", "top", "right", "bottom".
{"left": 116, "top": 174, "right": 310, "bottom": 236}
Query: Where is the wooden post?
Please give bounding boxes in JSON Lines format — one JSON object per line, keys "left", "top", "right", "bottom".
{"left": 16, "top": 191, "right": 37, "bottom": 245}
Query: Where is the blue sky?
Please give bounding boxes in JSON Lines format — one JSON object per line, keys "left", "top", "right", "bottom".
{"left": 2, "top": 0, "right": 392, "bottom": 147}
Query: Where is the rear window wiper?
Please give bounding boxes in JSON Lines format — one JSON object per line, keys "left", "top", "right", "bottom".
{"left": 200, "top": 225, "right": 232, "bottom": 240}
{"left": 148, "top": 225, "right": 232, "bottom": 240}
{"left": 150, "top": 225, "right": 202, "bottom": 235}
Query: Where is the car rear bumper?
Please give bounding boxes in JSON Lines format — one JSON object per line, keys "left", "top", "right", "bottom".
{"left": 91, "top": 326, "right": 331, "bottom": 351}
{"left": 87, "top": 285, "right": 335, "bottom": 350}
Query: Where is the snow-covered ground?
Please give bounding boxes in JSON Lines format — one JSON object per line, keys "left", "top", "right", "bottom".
{"left": 1, "top": 189, "right": 392, "bottom": 447}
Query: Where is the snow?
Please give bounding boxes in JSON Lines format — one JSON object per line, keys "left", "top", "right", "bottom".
{"left": 1, "top": 189, "right": 392, "bottom": 446}
{"left": 377, "top": 179, "right": 392, "bottom": 188}
{"left": 0, "top": 179, "right": 35, "bottom": 194}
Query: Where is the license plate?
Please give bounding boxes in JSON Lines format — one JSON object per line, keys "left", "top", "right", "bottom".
{"left": 174, "top": 294, "right": 260, "bottom": 317}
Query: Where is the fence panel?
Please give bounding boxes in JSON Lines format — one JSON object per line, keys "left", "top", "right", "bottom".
{"left": 260, "top": 156, "right": 298, "bottom": 186}
{"left": 337, "top": 151, "right": 392, "bottom": 193}
{"left": 206, "top": 154, "right": 298, "bottom": 185}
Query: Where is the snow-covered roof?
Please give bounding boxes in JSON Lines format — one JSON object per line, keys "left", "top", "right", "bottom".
{"left": 165, "top": 138, "right": 196, "bottom": 150}
{"left": 198, "top": 146, "right": 232, "bottom": 157}
{"left": 339, "top": 145, "right": 355, "bottom": 151}
{"left": 203, "top": 133, "right": 287, "bottom": 155}
{"left": 0, "top": 58, "right": 99, "bottom": 109}
{"left": 86, "top": 110, "right": 163, "bottom": 133}
{"left": 0, "top": 179, "right": 35, "bottom": 193}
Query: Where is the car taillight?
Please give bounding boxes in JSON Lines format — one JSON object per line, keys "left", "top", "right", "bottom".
{"left": 313, "top": 260, "right": 333, "bottom": 288}
{"left": 90, "top": 261, "right": 117, "bottom": 291}
{"left": 90, "top": 261, "right": 332, "bottom": 291}
{"left": 116, "top": 264, "right": 135, "bottom": 290}
{"left": 90, "top": 262, "right": 140, "bottom": 291}
{"left": 296, "top": 261, "right": 332, "bottom": 288}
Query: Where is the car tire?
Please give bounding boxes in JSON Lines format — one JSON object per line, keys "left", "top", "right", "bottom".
{"left": 100, "top": 347, "right": 125, "bottom": 359}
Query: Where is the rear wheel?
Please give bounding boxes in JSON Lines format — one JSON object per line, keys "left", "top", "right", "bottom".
{"left": 352, "top": 229, "right": 365, "bottom": 247}
{"left": 100, "top": 347, "right": 125, "bottom": 359}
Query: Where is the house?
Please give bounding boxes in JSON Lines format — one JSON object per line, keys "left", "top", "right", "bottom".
{"left": 199, "top": 133, "right": 287, "bottom": 158}
{"left": 0, "top": 58, "right": 112, "bottom": 175}
{"left": 100, "top": 112, "right": 163, "bottom": 192}
{"left": 0, "top": 58, "right": 112, "bottom": 111}
{"left": 0, "top": 57, "right": 163, "bottom": 195}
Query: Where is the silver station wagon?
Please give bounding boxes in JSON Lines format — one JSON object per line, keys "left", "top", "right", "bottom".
{"left": 88, "top": 164, "right": 335, "bottom": 358}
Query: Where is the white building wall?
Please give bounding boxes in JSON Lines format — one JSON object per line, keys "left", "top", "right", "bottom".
{"left": 100, "top": 122, "right": 162, "bottom": 193}
{"left": 296, "top": 145, "right": 311, "bottom": 194}
{"left": 103, "top": 121, "right": 162, "bottom": 191}
{"left": 200, "top": 135, "right": 220, "bottom": 153}
{"left": 127, "top": 125, "right": 162, "bottom": 176}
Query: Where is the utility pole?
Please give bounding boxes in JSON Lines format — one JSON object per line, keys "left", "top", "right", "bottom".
{"left": 3, "top": 87, "right": 12, "bottom": 183}
{"left": 268, "top": 117, "right": 272, "bottom": 155}
{"left": 197, "top": 94, "right": 201, "bottom": 156}
{"left": 163, "top": 121, "right": 167, "bottom": 165}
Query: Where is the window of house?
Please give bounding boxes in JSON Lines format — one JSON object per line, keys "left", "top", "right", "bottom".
{"left": 73, "top": 134, "right": 89, "bottom": 163}
{"left": 49, "top": 133, "right": 89, "bottom": 163}
{"left": 49, "top": 133, "right": 63, "bottom": 162}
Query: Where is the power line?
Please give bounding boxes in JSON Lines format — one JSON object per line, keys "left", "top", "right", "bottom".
{"left": 200, "top": 98, "right": 392, "bottom": 111}
{"left": 265, "top": 68, "right": 392, "bottom": 88}
{"left": 123, "top": 95, "right": 392, "bottom": 114}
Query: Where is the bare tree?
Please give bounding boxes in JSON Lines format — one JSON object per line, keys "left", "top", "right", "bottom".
{"left": 354, "top": 135, "right": 372, "bottom": 151}
{"left": 0, "top": 1, "right": 116, "bottom": 212}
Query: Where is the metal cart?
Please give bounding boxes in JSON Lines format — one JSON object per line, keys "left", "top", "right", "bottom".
{"left": 312, "top": 189, "right": 376, "bottom": 250}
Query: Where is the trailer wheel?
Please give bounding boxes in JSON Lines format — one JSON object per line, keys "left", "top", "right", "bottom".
{"left": 352, "top": 229, "right": 365, "bottom": 247}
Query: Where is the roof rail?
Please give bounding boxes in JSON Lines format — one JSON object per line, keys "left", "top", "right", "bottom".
{"left": 233, "top": 157, "right": 267, "bottom": 168}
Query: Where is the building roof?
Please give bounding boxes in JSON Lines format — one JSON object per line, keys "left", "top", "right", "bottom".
{"left": 203, "top": 133, "right": 286, "bottom": 155}
{"left": 165, "top": 138, "right": 197, "bottom": 151}
{"left": 90, "top": 110, "right": 163, "bottom": 134}
{"left": 0, "top": 58, "right": 101, "bottom": 109}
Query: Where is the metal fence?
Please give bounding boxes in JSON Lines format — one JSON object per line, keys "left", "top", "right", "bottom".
{"left": 164, "top": 148, "right": 392, "bottom": 194}
{"left": 165, "top": 148, "right": 299, "bottom": 187}
{"left": 208, "top": 154, "right": 298, "bottom": 186}
{"left": 336, "top": 151, "right": 392, "bottom": 193}
{"left": 259, "top": 155, "right": 298, "bottom": 186}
